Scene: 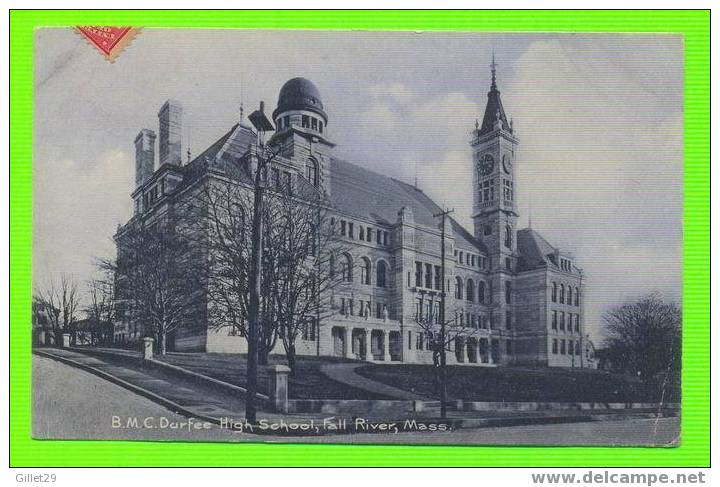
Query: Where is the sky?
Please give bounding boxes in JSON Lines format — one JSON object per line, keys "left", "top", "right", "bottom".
{"left": 33, "top": 29, "right": 683, "bottom": 343}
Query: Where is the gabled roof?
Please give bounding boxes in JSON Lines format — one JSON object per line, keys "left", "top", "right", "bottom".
{"left": 516, "top": 227, "right": 564, "bottom": 272}
{"left": 329, "top": 158, "right": 486, "bottom": 253}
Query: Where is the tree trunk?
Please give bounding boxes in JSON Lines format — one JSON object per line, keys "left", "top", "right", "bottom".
{"left": 160, "top": 330, "right": 167, "bottom": 355}
{"left": 287, "top": 343, "right": 297, "bottom": 377}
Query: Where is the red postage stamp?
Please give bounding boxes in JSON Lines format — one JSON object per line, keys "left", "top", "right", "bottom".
{"left": 74, "top": 26, "right": 141, "bottom": 62}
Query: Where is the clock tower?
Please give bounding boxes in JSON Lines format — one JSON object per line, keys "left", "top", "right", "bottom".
{"left": 471, "top": 55, "right": 519, "bottom": 274}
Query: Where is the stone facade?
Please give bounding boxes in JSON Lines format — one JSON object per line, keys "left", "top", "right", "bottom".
{"left": 114, "top": 71, "right": 590, "bottom": 368}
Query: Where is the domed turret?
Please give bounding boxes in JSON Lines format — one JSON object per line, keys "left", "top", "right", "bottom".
{"left": 272, "top": 77, "right": 328, "bottom": 136}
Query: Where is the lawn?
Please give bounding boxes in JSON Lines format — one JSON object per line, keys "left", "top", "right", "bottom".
{"left": 355, "top": 364, "right": 679, "bottom": 403}
{"left": 156, "top": 352, "right": 390, "bottom": 400}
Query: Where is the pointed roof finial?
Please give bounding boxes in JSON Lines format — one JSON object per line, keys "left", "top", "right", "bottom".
{"left": 187, "top": 147, "right": 191, "bottom": 163}
{"left": 490, "top": 51, "right": 498, "bottom": 90}
{"left": 239, "top": 75, "right": 245, "bottom": 123}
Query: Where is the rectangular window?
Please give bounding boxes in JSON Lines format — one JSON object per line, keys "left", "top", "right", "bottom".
{"left": 434, "top": 265, "right": 441, "bottom": 290}
{"left": 505, "top": 311, "right": 512, "bottom": 330}
{"left": 349, "top": 299, "right": 354, "bottom": 316}
{"left": 560, "top": 339, "right": 566, "bottom": 355}
{"left": 301, "top": 115, "right": 309, "bottom": 128}
{"left": 283, "top": 171, "right": 292, "bottom": 194}
{"left": 505, "top": 281, "right": 511, "bottom": 304}
{"left": 552, "top": 339, "right": 558, "bottom": 354}
{"left": 383, "top": 231, "right": 389, "bottom": 246}
{"left": 424, "top": 263, "right": 432, "bottom": 289}
{"left": 458, "top": 251, "right": 463, "bottom": 264}
{"left": 575, "top": 314, "right": 580, "bottom": 332}
{"left": 311, "top": 117, "right": 318, "bottom": 130}
{"left": 560, "top": 311, "right": 565, "bottom": 331}
{"left": 348, "top": 222, "right": 354, "bottom": 239}
{"left": 359, "top": 226, "right": 364, "bottom": 241}
{"left": 408, "top": 331, "right": 412, "bottom": 350}
{"left": 366, "top": 227, "right": 372, "bottom": 242}
{"left": 376, "top": 230, "right": 382, "bottom": 244}
{"left": 506, "top": 340, "right": 512, "bottom": 356}
{"left": 415, "top": 262, "right": 423, "bottom": 287}
{"left": 552, "top": 310, "right": 557, "bottom": 330}
{"left": 376, "top": 303, "right": 382, "bottom": 319}
{"left": 319, "top": 120, "right": 324, "bottom": 133}
{"left": 340, "top": 220, "right": 346, "bottom": 236}
{"left": 416, "top": 333, "right": 424, "bottom": 350}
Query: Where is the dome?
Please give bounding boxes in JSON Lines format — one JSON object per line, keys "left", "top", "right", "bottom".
{"left": 273, "top": 77, "right": 327, "bottom": 121}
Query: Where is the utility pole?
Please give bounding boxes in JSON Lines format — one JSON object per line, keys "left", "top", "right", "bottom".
{"left": 246, "top": 101, "right": 275, "bottom": 424}
{"left": 433, "top": 207, "right": 454, "bottom": 419}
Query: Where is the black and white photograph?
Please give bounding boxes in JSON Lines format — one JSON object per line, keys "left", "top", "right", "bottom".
{"left": 31, "top": 29, "right": 683, "bottom": 446}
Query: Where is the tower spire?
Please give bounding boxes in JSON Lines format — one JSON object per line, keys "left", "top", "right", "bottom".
{"left": 490, "top": 51, "right": 497, "bottom": 91}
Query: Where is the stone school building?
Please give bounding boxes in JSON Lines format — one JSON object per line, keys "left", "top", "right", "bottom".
{"left": 114, "top": 65, "right": 591, "bottom": 368}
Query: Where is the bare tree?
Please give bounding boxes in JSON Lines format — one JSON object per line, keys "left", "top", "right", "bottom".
{"left": 603, "top": 292, "right": 681, "bottom": 382}
{"left": 114, "top": 210, "right": 204, "bottom": 355}
{"left": 34, "top": 273, "right": 80, "bottom": 341}
{"left": 85, "top": 269, "right": 116, "bottom": 345}
{"left": 267, "top": 186, "right": 343, "bottom": 375}
{"left": 414, "top": 300, "right": 480, "bottom": 393}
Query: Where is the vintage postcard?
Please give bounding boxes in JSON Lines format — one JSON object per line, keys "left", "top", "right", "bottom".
{"left": 31, "top": 28, "right": 683, "bottom": 446}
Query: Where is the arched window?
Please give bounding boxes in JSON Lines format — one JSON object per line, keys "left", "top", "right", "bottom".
{"left": 504, "top": 225, "right": 513, "bottom": 248}
{"left": 551, "top": 282, "right": 557, "bottom": 302}
{"left": 559, "top": 284, "right": 565, "bottom": 304}
{"left": 305, "top": 158, "right": 319, "bottom": 187}
{"left": 341, "top": 254, "right": 353, "bottom": 282}
{"left": 360, "top": 257, "right": 371, "bottom": 285}
{"left": 376, "top": 260, "right": 388, "bottom": 288}
{"left": 574, "top": 287, "right": 580, "bottom": 306}
{"left": 466, "top": 279, "right": 475, "bottom": 302}
{"left": 478, "top": 281, "right": 486, "bottom": 304}
{"left": 455, "top": 277, "right": 463, "bottom": 300}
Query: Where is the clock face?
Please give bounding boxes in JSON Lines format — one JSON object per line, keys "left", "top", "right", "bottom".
{"left": 477, "top": 153, "right": 495, "bottom": 176}
{"left": 502, "top": 153, "right": 512, "bottom": 174}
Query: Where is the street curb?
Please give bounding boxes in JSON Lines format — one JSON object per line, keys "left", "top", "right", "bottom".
{"left": 33, "top": 349, "right": 677, "bottom": 438}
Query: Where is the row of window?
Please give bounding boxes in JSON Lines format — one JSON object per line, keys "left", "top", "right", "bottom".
{"left": 454, "top": 249, "right": 488, "bottom": 269}
{"left": 338, "top": 297, "right": 389, "bottom": 320}
{"left": 135, "top": 179, "right": 166, "bottom": 214}
{"left": 334, "top": 218, "right": 390, "bottom": 246}
{"left": 552, "top": 338, "right": 581, "bottom": 356}
{"left": 551, "top": 282, "right": 580, "bottom": 306}
{"left": 275, "top": 114, "right": 325, "bottom": 134}
{"left": 478, "top": 178, "right": 514, "bottom": 204}
{"left": 559, "top": 258, "right": 572, "bottom": 272}
{"left": 452, "top": 275, "right": 496, "bottom": 304}
{"left": 334, "top": 254, "right": 388, "bottom": 287}
{"left": 551, "top": 310, "right": 581, "bottom": 333}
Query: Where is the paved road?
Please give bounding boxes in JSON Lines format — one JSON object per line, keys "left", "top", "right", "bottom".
{"left": 33, "top": 355, "right": 679, "bottom": 446}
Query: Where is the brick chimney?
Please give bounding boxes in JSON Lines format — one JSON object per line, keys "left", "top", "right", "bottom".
{"left": 158, "top": 99, "right": 183, "bottom": 166}
{"left": 134, "top": 128, "right": 156, "bottom": 186}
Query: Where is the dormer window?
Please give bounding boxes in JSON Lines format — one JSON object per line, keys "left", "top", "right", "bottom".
{"left": 302, "top": 115, "right": 309, "bottom": 128}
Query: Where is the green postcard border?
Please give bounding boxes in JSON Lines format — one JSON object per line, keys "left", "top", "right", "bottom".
{"left": 10, "top": 10, "right": 710, "bottom": 467}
